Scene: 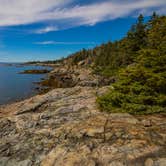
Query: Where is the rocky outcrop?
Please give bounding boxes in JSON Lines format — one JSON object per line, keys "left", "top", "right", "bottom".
{"left": 37, "top": 66, "right": 115, "bottom": 93}
{"left": 0, "top": 86, "right": 165, "bottom": 166}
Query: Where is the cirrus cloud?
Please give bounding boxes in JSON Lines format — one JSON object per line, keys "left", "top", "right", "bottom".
{"left": 0, "top": 0, "right": 165, "bottom": 28}
{"left": 34, "top": 41, "right": 96, "bottom": 45}
{"left": 34, "top": 26, "right": 59, "bottom": 34}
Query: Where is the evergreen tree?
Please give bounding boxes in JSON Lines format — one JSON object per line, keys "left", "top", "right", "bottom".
{"left": 127, "top": 14, "right": 147, "bottom": 52}
{"left": 97, "top": 15, "right": 166, "bottom": 114}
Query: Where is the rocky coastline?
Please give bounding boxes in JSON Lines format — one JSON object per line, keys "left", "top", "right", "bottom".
{"left": 0, "top": 63, "right": 165, "bottom": 166}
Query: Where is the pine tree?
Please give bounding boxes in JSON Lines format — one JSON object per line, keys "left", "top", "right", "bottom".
{"left": 127, "top": 14, "right": 147, "bottom": 52}
{"left": 97, "top": 15, "right": 166, "bottom": 114}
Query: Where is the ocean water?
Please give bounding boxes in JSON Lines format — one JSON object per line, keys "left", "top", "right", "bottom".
{"left": 0, "top": 63, "right": 50, "bottom": 105}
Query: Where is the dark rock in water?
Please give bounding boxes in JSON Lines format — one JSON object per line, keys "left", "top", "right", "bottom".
{"left": 20, "top": 69, "right": 50, "bottom": 74}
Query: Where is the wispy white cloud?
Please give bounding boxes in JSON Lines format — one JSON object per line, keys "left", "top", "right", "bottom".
{"left": 34, "top": 41, "right": 55, "bottom": 45}
{"left": 0, "top": 0, "right": 165, "bottom": 27}
{"left": 0, "top": 0, "right": 71, "bottom": 26}
{"left": 34, "top": 26, "right": 58, "bottom": 34}
{"left": 34, "top": 41, "right": 96, "bottom": 45}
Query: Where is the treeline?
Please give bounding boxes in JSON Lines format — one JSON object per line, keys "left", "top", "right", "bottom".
{"left": 25, "top": 59, "right": 64, "bottom": 65}
{"left": 97, "top": 14, "right": 166, "bottom": 114}
{"left": 69, "top": 13, "right": 161, "bottom": 76}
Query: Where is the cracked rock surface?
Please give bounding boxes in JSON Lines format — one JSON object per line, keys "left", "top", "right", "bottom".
{"left": 0, "top": 86, "right": 165, "bottom": 166}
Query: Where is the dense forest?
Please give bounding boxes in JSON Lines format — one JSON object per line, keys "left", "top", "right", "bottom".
{"left": 69, "top": 13, "right": 161, "bottom": 74}
{"left": 97, "top": 14, "right": 166, "bottom": 114}
{"left": 67, "top": 13, "right": 166, "bottom": 114}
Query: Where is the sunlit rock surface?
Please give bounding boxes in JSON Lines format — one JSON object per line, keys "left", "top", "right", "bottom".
{"left": 0, "top": 86, "right": 165, "bottom": 166}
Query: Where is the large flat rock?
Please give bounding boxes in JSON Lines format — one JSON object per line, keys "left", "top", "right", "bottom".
{"left": 0, "top": 86, "right": 165, "bottom": 166}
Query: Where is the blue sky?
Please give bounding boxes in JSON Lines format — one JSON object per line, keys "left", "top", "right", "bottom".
{"left": 0, "top": 0, "right": 165, "bottom": 62}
